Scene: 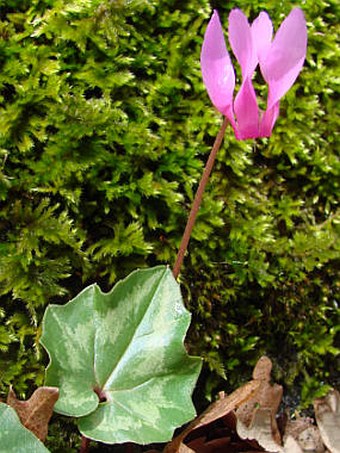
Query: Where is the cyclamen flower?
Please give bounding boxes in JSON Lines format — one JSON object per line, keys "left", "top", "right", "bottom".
{"left": 200, "top": 8, "right": 307, "bottom": 139}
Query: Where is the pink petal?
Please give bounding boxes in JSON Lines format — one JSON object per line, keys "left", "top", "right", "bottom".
{"left": 234, "top": 77, "right": 260, "bottom": 139}
{"left": 200, "top": 10, "right": 235, "bottom": 116}
{"left": 259, "top": 102, "right": 280, "bottom": 137}
{"left": 251, "top": 11, "right": 273, "bottom": 63}
{"left": 228, "top": 9, "right": 257, "bottom": 77}
{"left": 260, "top": 8, "right": 307, "bottom": 109}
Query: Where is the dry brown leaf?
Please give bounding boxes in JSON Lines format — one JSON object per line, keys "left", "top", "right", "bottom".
{"left": 192, "top": 380, "right": 260, "bottom": 431}
{"left": 296, "top": 425, "right": 325, "bottom": 452}
{"left": 164, "top": 380, "right": 260, "bottom": 453}
{"left": 283, "top": 414, "right": 325, "bottom": 452}
{"left": 314, "top": 389, "right": 340, "bottom": 453}
{"left": 252, "top": 355, "right": 273, "bottom": 381}
{"left": 176, "top": 443, "right": 197, "bottom": 452}
{"left": 236, "top": 356, "right": 283, "bottom": 450}
{"left": 7, "top": 385, "right": 59, "bottom": 441}
{"left": 236, "top": 408, "right": 284, "bottom": 453}
{"left": 165, "top": 356, "right": 337, "bottom": 453}
{"left": 186, "top": 432, "right": 264, "bottom": 453}
{"left": 283, "top": 414, "right": 314, "bottom": 441}
{"left": 283, "top": 435, "right": 304, "bottom": 453}
{"left": 186, "top": 435, "right": 232, "bottom": 453}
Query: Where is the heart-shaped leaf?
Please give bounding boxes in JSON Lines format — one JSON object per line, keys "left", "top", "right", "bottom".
{"left": 0, "top": 402, "right": 50, "bottom": 452}
{"left": 40, "top": 266, "right": 202, "bottom": 444}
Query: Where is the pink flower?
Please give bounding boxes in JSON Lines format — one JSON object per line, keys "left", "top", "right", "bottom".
{"left": 200, "top": 8, "right": 307, "bottom": 140}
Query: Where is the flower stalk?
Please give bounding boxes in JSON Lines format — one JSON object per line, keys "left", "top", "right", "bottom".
{"left": 173, "top": 116, "right": 228, "bottom": 279}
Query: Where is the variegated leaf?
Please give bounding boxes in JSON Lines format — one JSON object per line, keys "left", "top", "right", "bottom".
{"left": 40, "top": 266, "right": 201, "bottom": 444}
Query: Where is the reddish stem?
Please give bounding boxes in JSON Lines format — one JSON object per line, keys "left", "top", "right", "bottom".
{"left": 173, "top": 117, "right": 228, "bottom": 279}
{"left": 80, "top": 435, "right": 90, "bottom": 453}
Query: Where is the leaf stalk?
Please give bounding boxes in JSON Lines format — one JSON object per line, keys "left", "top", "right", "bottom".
{"left": 80, "top": 435, "right": 90, "bottom": 453}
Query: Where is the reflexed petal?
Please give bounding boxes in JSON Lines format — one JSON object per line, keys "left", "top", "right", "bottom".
{"left": 228, "top": 9, "right": 257, "bottom": 77}
{"left": 251, "top": 11, "right": 273, "bottom": 63}
{"left": 260, "top": 102, "right": 280, "bottom": 137}
{"left": 234, "top": 77, "right": 260, "bottom": 139}
{"left": 260, "top": 8, "right": 307, "bottom": 109}
{"left": 200, "top": 10, "right": 235, "bottom": 115}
